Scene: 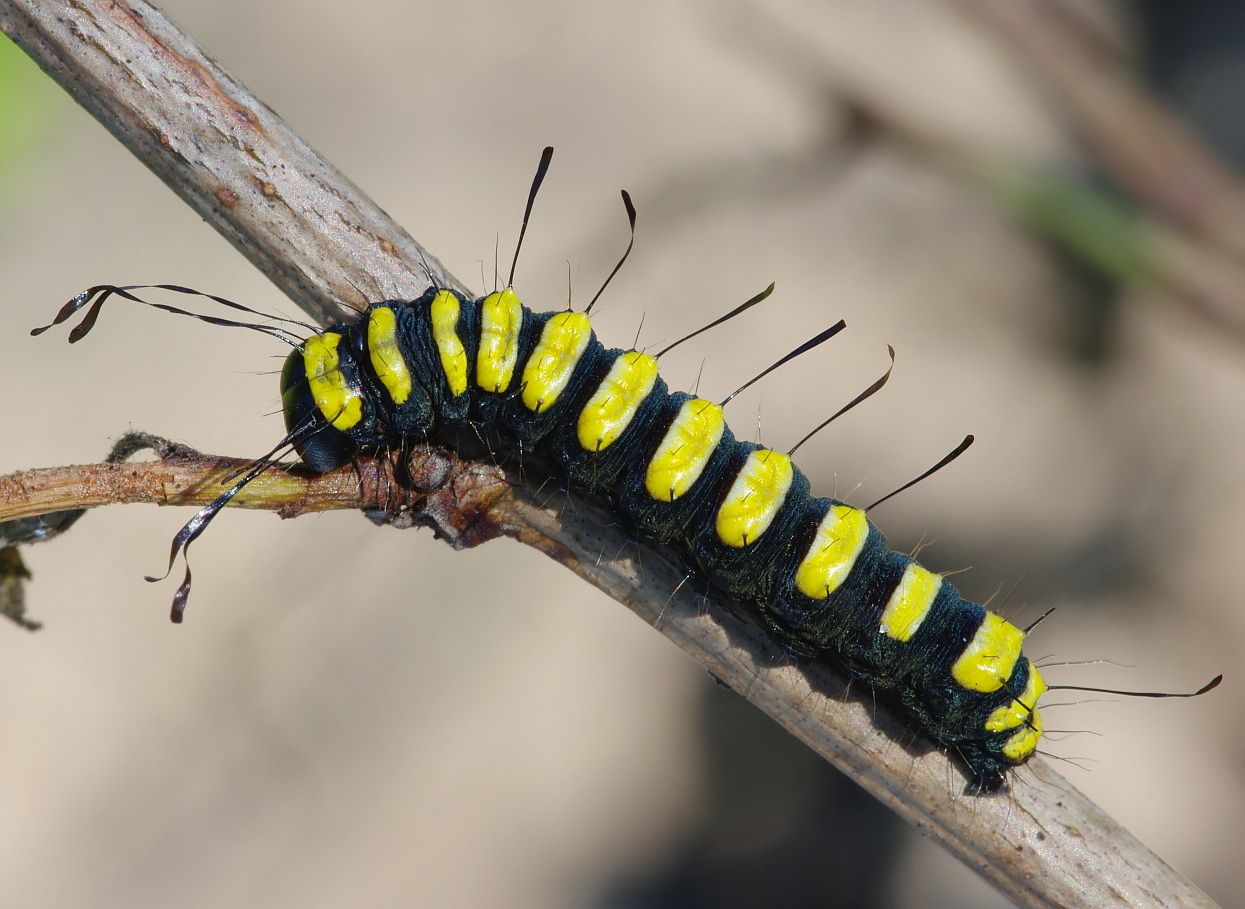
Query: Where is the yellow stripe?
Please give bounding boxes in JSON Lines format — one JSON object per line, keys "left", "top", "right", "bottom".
{"left": 951, "top": 612, "right": 1025, "bottom": 693}
{"left": 794, "top": 505, "right": 869, "bottom": 599}
{"left": 878, "top": 562, "right": 942, "bottom": 642}
{"left": 577, "top": 352, "right": 659, "bottom": 452}
{"left": 304, "top": 332, "right": 363, "bottom": 430}
{"left": 476, "top": 288, "right": 523, "bottom": 393}
{"left": 367, "top": 307, "right": 412, "bottom": 405}
{"left": 430, "top": 290, "right": 467, "bottom": 396}
{"left": 984, "top": 661, "right": 1048, "bottom": 732}
{"left": 645, "top": 399, "right": 725, "bottom": 501}
{"left": 521, "top": 311, "right": 593, "bottom": 412}
{"left": 714, "top": 449, "right": 794, "bottom": 547}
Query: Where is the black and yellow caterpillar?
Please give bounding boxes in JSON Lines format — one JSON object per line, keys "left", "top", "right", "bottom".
{"left": 37, "top": 151, "right": 1216, "bottom": 793}
{"left": 274, "top": 277, "right": 1045, "bottom": 792}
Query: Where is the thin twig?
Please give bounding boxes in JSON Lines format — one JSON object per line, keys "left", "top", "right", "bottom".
{"left": 0, "top": 3, "right": 1220, "bottom": 907}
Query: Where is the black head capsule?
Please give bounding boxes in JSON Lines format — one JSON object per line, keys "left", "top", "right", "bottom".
{"left": 280, "top": 345, "right": 359, "bottom": 472}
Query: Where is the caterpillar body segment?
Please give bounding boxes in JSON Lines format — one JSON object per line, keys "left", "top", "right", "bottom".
{"left": 281, "top": 287, "right": 1044, "bottom": 792}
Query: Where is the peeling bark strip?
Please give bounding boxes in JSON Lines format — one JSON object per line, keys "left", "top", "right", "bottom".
{"left": 0, "top": 2, "right": 1222, "bottom": 906}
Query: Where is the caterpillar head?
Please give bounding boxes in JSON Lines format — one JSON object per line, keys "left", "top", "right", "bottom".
{"left": 279, "top": 339, "right": 361, "bottom": 471}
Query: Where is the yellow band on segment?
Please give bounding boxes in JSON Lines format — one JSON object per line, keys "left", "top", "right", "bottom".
{"left": 714, "top": 449, "right": 794, "bottom": 547}
{"left": 794, "top": 505, "right": 869, "bottom": 599}
{"left": 304, "top": 332, "right": 363, "bottom": 430}
{"left": 476, "top": 288, "right": 523, "bottom": 393}
{"left": 985, "top": 661, "right": 1048, "bottom": 732}
{"left": 1000, "top": 710, "right": 1043, "bottom": 761}
{"left": 577, "top": 351, "right": 659, "bottom": 452}
{"left": 430, "top": 290, "right": 468, "bottom": 396}
{"left": 645, "top": 399, "right": 725, "bottom": 502}
{"left": 367, "top": 307, "right": 412, "bottom": 405}
{"left": 878, "top": 562, "right": 942, "bottom": 642}
{"left": 951, "top": 612, "right": 1025, "bottom": 693}
{"left": 521, "top": 311, "right": 593, "bottom": 412}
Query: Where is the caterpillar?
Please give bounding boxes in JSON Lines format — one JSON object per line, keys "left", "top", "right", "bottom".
{"left": 33, "top": 148, "right": 1218, "bottom": 793}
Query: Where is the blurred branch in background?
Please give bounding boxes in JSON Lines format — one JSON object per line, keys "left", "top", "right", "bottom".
{"left": 723, "top": 0, "right": 1245, "bottom": 344}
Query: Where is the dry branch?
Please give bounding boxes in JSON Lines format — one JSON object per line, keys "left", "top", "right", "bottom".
{"left": 0, "top": 2, "right": 1221, "bottom": 907}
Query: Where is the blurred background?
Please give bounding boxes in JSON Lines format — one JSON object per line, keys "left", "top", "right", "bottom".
{"left": 1, "top": 0, "right": 1242, "bottom": 906}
